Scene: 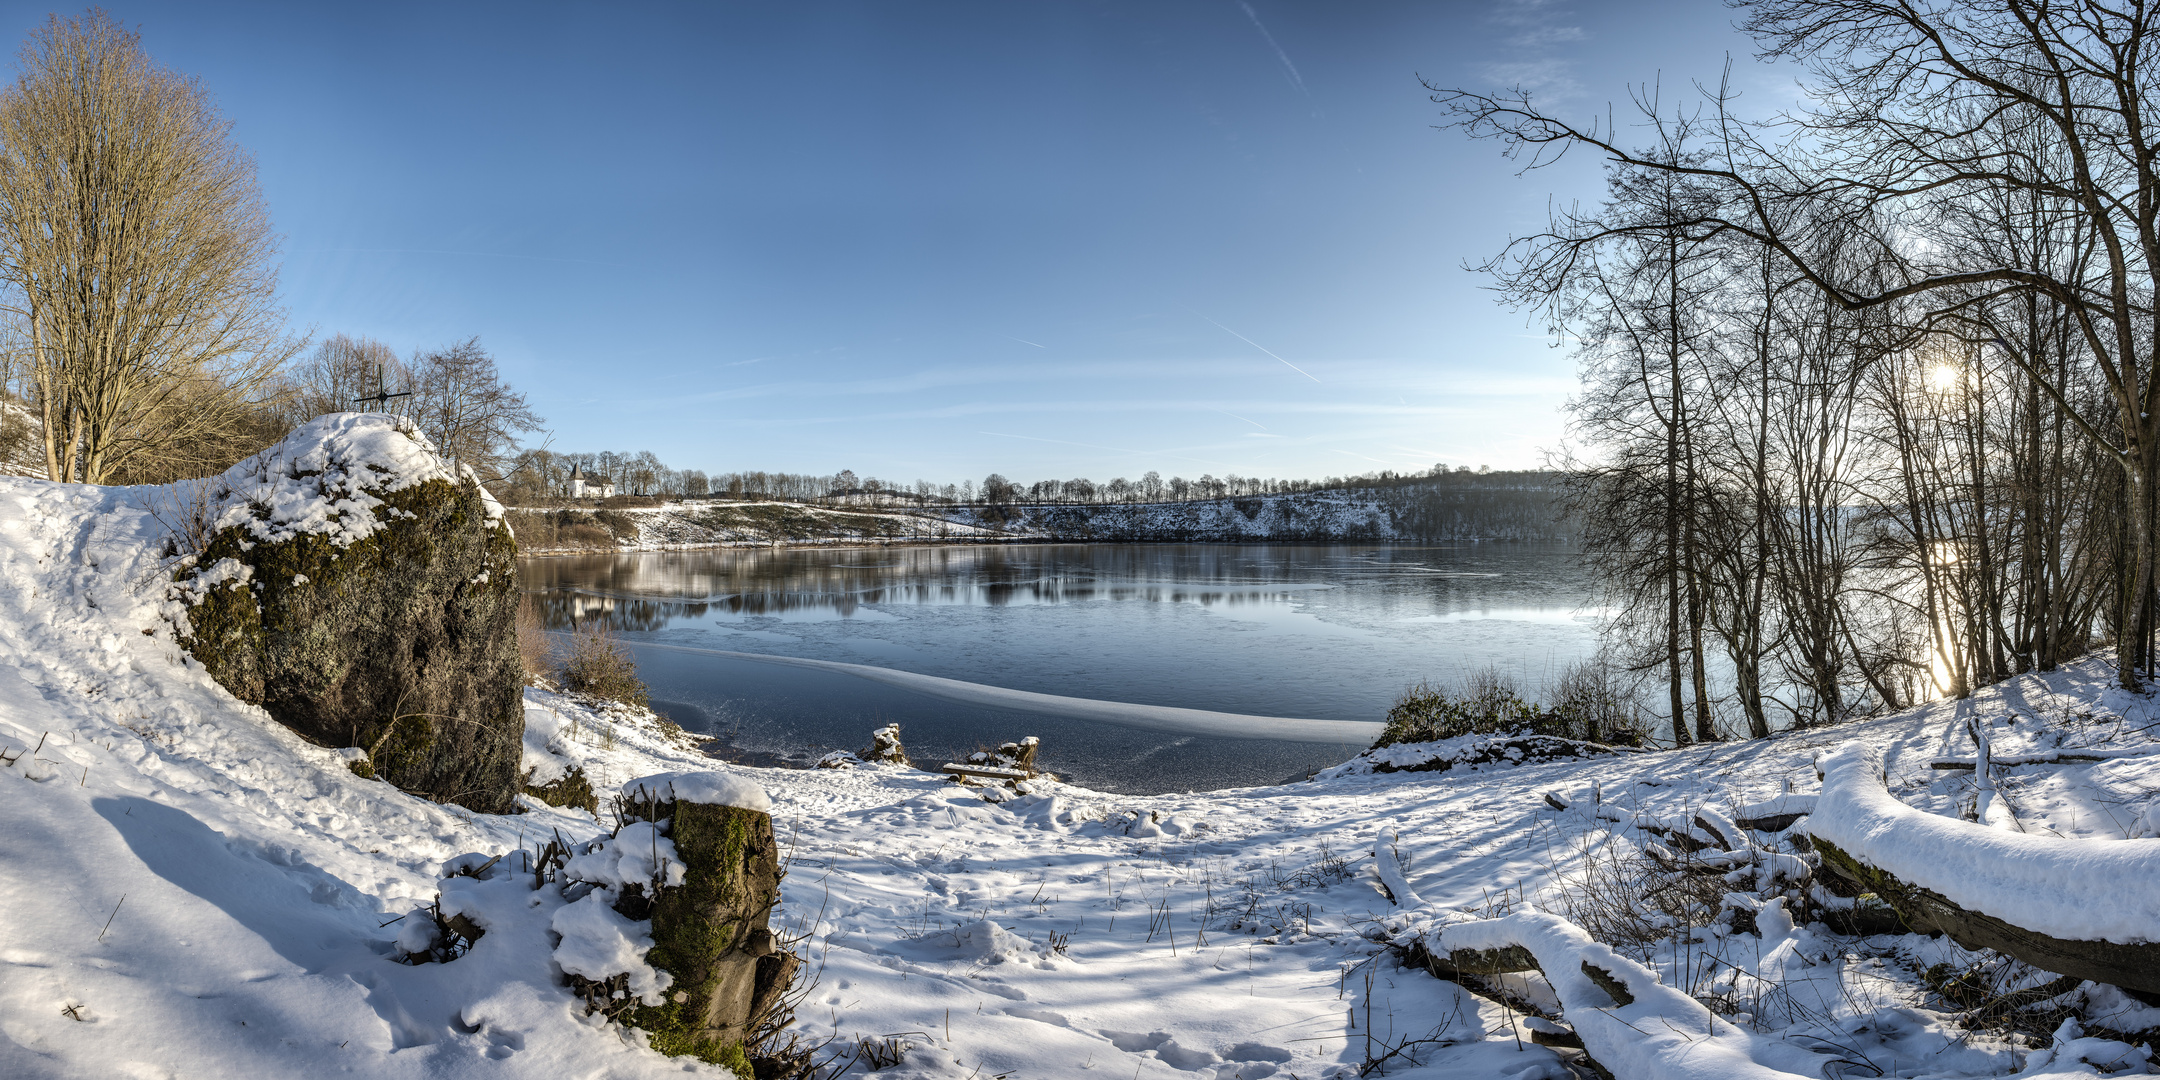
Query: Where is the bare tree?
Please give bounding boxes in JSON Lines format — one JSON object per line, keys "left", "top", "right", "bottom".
{"left": 0, "top": 11, "right": 289, "bottom": 483}
{"left": 408, "top": 337, "right": 542, "bottom": 480}
{"left": 286, "top": 333, "right": 407, "bottom": 421}
{"left": 1437, "top": 2, "right": 2160, "bottom": 691}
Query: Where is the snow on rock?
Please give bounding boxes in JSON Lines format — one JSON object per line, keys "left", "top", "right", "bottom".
{"left": 624, "top": 770, "right": 772, "bottom": 813}
{"left": 1809, "top": 742, "right": 2160, "bottom": 944}
{"left": 169, "top": 410, "right": 526, "bottom": 813}
{"left": 519, "top": 704, "right": 572, "bottom": 786}
{"left": 1316, "top": 732, "right": 1632, "bottom": 778}
{"left": 560, "top": 820, "right": 684, "bottom": 891}
{"left": 202, "top": 412, "right": 463, "bottom": 550}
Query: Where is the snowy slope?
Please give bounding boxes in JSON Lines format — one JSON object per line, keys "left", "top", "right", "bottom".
{"left": 0, "top": 476, "right": 738, "bottom": 1079}
{"left": 5, "top": 465, "right": 2160, "bottom": 1078}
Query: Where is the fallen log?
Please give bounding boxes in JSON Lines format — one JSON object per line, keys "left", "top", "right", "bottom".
{"left": 940, "top": 763, "right": 1032, "bottom": 781}
{"left": 1810, "top": 742, "right": 2160, "bottom": 996}
{"left": 1733, "top": 794, "right": 1816, "bottom": 834}
{"left": 1417, "top": 912, "right": 1826, "bottom": 1079}
{"left": 1814, "top": 838, "right": 2160, "bottom": 995}
{"left": 1927, "top": 748, "right": 2151, "bottom": 770}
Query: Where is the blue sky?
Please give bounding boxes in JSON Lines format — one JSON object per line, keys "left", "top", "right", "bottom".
{"left": 86, "top": 1, "right": 1789, "bottom": 484}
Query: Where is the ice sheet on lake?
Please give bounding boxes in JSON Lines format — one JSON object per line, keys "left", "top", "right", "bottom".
{"left": 624, "top": 639, "right": 1383, "bottom": 744}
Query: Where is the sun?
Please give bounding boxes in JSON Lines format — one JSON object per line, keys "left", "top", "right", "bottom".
{"left": 1926, "top": 362, "right": 1963, "bottom": 392}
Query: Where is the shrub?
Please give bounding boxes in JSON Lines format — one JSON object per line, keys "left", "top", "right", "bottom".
{"left": 1373, "top": 663, "right": 1647, "bottom": 749}
{"left": 515, "top": 595, "right": 554, "bottom": 682}
{"left": 1374, "top": 669, "right": 1543, "bottom": 747}
{"left": 523, "top": 763, "right": 598, "bottom": 813}
{"left": 592, "top": 509, "right": 642, "bottom": 541}
{"left": 1548, "top": 658, "right": 1644, "bottom": 746}
{"left": 561, "top": 619, "right": 648, "bottom": 708}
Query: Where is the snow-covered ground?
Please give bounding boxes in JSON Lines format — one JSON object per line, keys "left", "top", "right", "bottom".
{"left": 4, "top": 467, "right": 2160, "bottom": 1078}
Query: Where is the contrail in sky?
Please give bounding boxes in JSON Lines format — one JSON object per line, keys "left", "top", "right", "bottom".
{"left": 1240, "top": 2, "right": 1309, "bottom": 99}
{"left": 979, "top": 430, "right": 1229, "bottom": 469}
{"left": 1195, "top": 312, "right": 1323, "bottom": 382}
{"left": 1008, "top": 337, "right": 1046, "bottom": 348}
{"left": 981, "top": 431, "right": 1147, "bottom": 455}
{"left": 1330, "top": 448, "right": 1393, "bottom": 465}
{"left": 1211, "top": 409, "right": 1269, "bottom": 430}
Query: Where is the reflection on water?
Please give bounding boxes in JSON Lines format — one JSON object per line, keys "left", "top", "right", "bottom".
{"left": 519, "top": 543, "right": 1594, "bottom": 793}
{"left": 527, "top": 545, "right": 1374, "bottom": 627}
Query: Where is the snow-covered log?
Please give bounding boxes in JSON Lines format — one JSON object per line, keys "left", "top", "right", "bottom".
{"left": 1927, "top": 746, "right": 2158, "bottom": 770}
{"left": 1421, "top": 912, "right": 1830, "bottom": 1079}
{"left": 1809, "top": 743, "right": 2160, "bottom": 994}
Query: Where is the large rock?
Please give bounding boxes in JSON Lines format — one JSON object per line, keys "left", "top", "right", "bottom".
{"left": 173, "top": 413, "right": 523, "bottom": 812}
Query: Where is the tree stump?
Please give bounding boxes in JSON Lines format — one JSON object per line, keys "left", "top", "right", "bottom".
{"left": 617, "top": 776, "right": 798, "bottom": 1067}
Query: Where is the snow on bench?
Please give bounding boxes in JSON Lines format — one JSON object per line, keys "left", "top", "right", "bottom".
{"left": 1428, "top": 912, "right": 1828, "bottom": 1080}
{"left": 1808, "top": 742, "right": 2160, "bottom": 992}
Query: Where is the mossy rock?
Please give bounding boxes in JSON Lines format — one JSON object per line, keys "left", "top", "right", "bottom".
{"left": 614, "top": 797, "right": 795, "bottom": 1069}
{"left": 523, "top": 765, "right": 598, "bottom": 813}
{"left": 180, "top": 470, "right": 524, "bottom": 814}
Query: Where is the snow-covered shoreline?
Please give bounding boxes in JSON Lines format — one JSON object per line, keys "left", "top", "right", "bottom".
{"left": 503, "top": 483, "right": 1571, "bottom": 555}
{"left": 6, "top": 464, "right": 2160, "bottom": 1078}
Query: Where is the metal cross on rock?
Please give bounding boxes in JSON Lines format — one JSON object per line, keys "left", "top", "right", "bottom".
{"left": 353, "top": 362, "right": 412, "bottom": 413}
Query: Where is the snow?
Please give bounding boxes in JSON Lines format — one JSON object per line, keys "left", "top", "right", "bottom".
{"left": 5, "top": 454, "right": 2160, "bottom": 1078}
{"left": 1809, "top": 742, "right": 2160, "bottom": 944}
{"left": 624, "top": 770, "right": 773, "bottom": 812}
{"left": 549, "top": 891, "right": 671, "bottom": 1005}
{"left": 205, "top": 412, "right": 469, "bottom": 550}
{"left": 1433, "top": 911, "right": 1828, "bottom": 1079}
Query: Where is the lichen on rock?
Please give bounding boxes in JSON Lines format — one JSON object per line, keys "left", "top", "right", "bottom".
{"left": 171, "top": 413, "right": 524, "bottom": 813}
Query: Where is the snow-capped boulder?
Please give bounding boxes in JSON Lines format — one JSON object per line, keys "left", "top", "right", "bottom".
{"left": 171, "top": 413, "right": 525, "bottom": 812}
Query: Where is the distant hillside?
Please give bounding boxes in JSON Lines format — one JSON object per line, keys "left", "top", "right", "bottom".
{"left": 974, "top": 474, "right": 1572, "bottom": 543}
{"left": 508, "top": 473, "right": 1572, "bottom": 552}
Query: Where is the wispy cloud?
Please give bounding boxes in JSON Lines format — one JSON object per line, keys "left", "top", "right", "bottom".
{"left": 1481, "top": 0, "right": 1587, "bottom": 101}
{"left": 1239, "top": 2, "right": 1310, "bottom": 100}
{"left": 292, "top": 246, "right": 628, "bottom": 269}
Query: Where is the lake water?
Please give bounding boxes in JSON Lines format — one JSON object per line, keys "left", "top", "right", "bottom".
{"left": 519, "top": 543, "right": 1596, "bottom": 793}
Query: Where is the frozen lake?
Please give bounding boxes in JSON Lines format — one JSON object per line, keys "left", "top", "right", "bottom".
{"left": 519, "top": 543, "right": 1596, "bottom": 792}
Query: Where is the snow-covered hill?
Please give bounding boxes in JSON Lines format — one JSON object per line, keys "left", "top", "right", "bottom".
{"left": 510, "top": 482, "right": 1569, "bottom": 553}
{"left": 4, "top": 468, "right": 2159, "bottom": 1078}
